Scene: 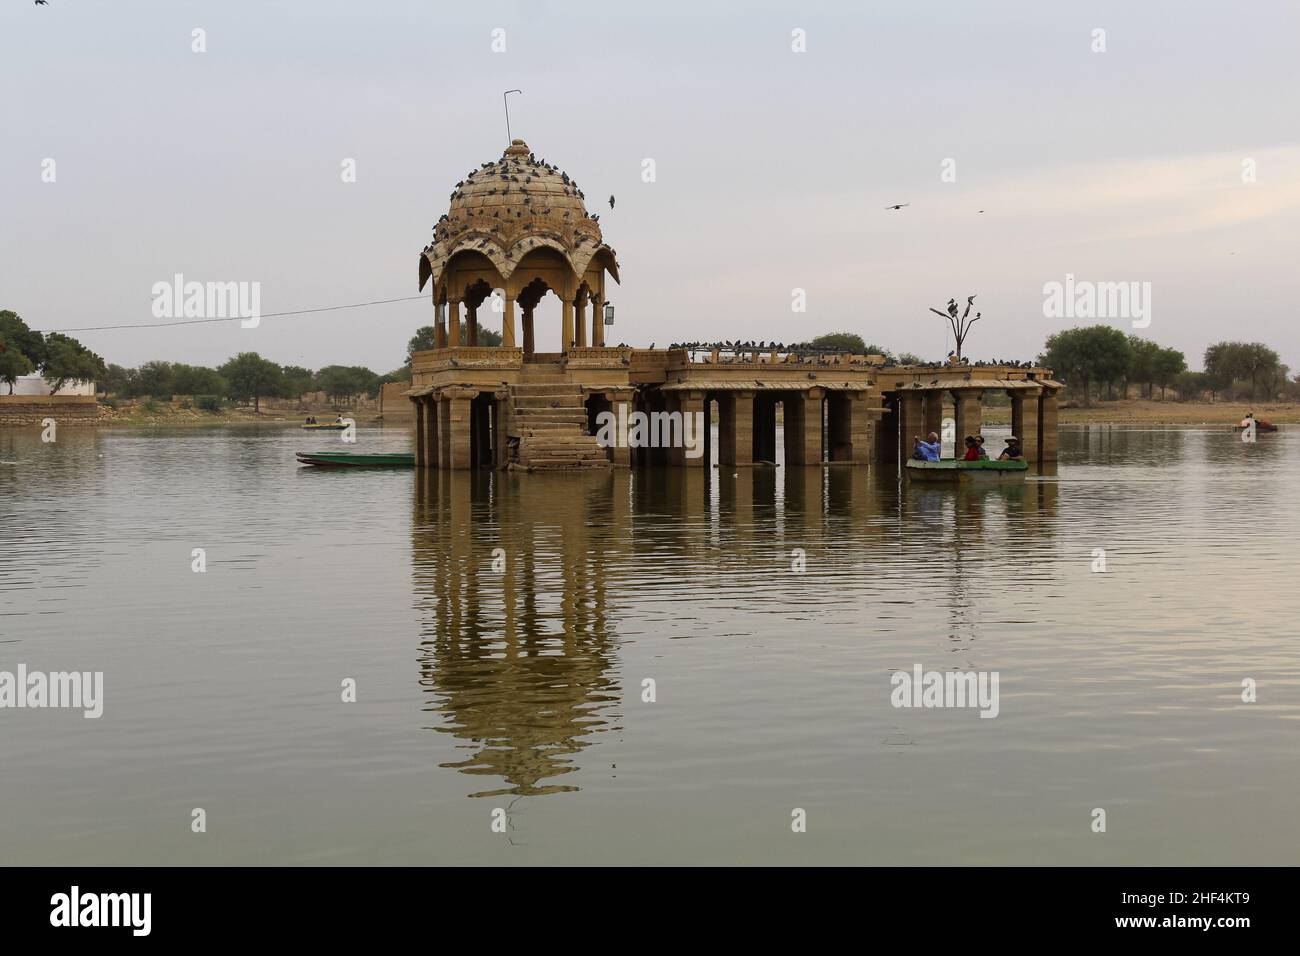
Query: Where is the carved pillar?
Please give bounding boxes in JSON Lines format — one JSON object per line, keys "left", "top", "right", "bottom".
{"left": 447, "top": 298, "right": 461, "bottom": 349}
{"left": 574, "top": 293, "right": 588, "bottom": 347}
{"left": 592, "top": 299, "right": 605, "bottom": 347}
{"left": 501, "top": 297, "right": 516, "bottom": 348}
{"left": 434, "top": 299, "right": 447, "bottom": 349}
{"left": 561, "top": 300, "right": 574, "bottom": 352}
{"left": 522, "top": 306, "right": 535, "bottom": 356}
{"left": 467, "top": 302, "right": 478, "bottom": 346}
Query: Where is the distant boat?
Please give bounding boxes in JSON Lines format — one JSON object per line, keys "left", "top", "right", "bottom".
{"left": 905, "top": 458, "right": 1028, "bottom": 483}
{"left": 302, "top": 422, "right": 349, "bottom": 431}
{"left": 296, "top": 452, "right": 414, "bottom": 468}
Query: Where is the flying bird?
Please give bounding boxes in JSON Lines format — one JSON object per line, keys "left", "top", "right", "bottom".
{"left": 609, "top": 195, "right": 615, "bottom": 209}
{"left": 885, "top": 202, "right": 910, "bottom": 211}
{"left": 35, "top": 1, "right": 49, "bottom": 5}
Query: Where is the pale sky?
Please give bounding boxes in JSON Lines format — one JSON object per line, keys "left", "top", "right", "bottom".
{"left": 3, "top": 0, "right": 1298, "bottom": 374}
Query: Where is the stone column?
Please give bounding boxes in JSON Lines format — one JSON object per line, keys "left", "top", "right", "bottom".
{"left": 425, "top": 394, "right": 438, "bottom": 468}
{"left": 787, "top": 388, "right": 823, "bottom": 465}
{"left": 523, "top": 307, "right": 535, "bottom": 356}
{"left": 501, "top": 298, "right": 516, "bottom": 348}
{"left": 592, "top": 300, "right": 605, "bottom": 347}
{"left": 899, "top": 390, "right": 925, "bottom": 461}
{"left": 849, "top": 393, "right": 875, "bottom": 464}
{"left": 875, "top": 399, "right": 898, "bottom": 464}
{"left": 1037, "top": 388, "right": 1059, "bottom": 463}
{"left": 719, "top": 391, "right": 755, "bottom": 466}
{"left": 674, "top": 390, "right": 707, "bottom": 467}
{"left": 953, "top": 389, "right": 983, "bottom": 445}
{"left": 923, "top": 391, "right": 944, "bottom": 442}
{"left": 445, "top": 389, "right": 474, "bottom": 470}
{"left": 414, "top": 397, "right": 426, "bottom": 467}
{"left": 434, "top": 301, "right": 447, "bottom": 348}
{"left": 561, "top": 300, "right": 574, "bottom": 352}
{"left": 437, "top": 396, "right": 451, "bottom": 470}
{"left": 1010, "top": 387, "right": 1041, "bottom": 464}
{"left": 447, "top": 298, "right": 461, "bottom": 349}
{"left": 574, "top": 294, "right": 588, "bottom": 347}
{"left": 609, "top": 393, "right": 632, "bottom": 467}
{"left": 466, "top": 303, "right": 478, "bottom": 346}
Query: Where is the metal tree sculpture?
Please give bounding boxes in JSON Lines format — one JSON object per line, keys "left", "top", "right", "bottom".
{"left": 929, "top": 295, "right": 980, "bottom": 362}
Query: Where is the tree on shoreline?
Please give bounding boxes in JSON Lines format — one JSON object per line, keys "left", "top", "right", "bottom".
{"left": 1040, "top": 326, "right": 1130, "bottom": 407}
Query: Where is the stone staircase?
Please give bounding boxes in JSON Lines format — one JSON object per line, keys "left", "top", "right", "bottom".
{"left": 507, "top": 368, "right": 610, "bottom": 471}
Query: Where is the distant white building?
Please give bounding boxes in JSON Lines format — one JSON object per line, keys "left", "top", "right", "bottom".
{"left": 7, "top": 375, "right": 96, "bottom": 397}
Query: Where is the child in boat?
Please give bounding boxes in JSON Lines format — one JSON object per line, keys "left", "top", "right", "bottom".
{"left": 962, "top": 436, "right": 980, "bottom": 461}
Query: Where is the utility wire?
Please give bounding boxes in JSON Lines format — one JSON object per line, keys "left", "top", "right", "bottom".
{"left": 41, "top": 295, "right": 427, "bottom": 333}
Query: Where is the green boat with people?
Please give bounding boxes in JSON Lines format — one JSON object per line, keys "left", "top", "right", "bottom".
{"left": 295, "top": 452, "right": 415, "bottom": 468}
{"left": 905, "top": 459, "right": 1028, "bottom": 484}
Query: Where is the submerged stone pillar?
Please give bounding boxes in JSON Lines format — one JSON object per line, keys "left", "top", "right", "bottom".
{"left": 445, "top": 388, "right": 475, "bottom": 470}
{"left": 1038, "top": 388, "right": 1059, "bottom": 463}
{"left": 953, "top": 388, "right": 983, "bottom": 444}
{"left": 673, "top": 391, "right": 707, "bottom": 467}
{"left": 414, "top": 397, "right": 426, "bottom": 467}
{"left": 609, "top": 392, "right": 633, "bottom": 467}
{"left": 899, "top": 390, "right": 925, "bottom": 460}
{"left": 437, "top": 396, "right": 451, "bottom": 470}
{"left": 875, "top": 398, "right": 899, "bottom": 464}
{"left": 849, "top": 392, "right": 875, "bottom": 464}
{"left": 425, "top": 394, "right": 439, "bottom": 469}
{"left": 787, "top": 389, "right": 823, "bottom": 465}
{"left": 1010, "top": 387, "right": 1041, "bottom": 464}
{"left": 719, "top": 391, "right": 755, "bottom": 466}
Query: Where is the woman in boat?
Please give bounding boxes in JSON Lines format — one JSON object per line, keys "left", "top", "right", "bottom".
{"left": 962, "top": 436, "right": 980, "bottom": 461}
{"left": 975, "top": 435, "right": 989, "bottom": 459}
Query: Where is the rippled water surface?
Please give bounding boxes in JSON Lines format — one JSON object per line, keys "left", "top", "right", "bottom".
{"left": 1, "top": 424, "right": 1297, "bottom": 865}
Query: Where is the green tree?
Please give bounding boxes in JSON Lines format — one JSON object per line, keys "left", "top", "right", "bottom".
{"left": 1126, "top": 335, "right": 1160, "bottom": 398}
{"left": 1175, "top": 370, "right": 1208, "bottom": 402}
{"left": 134, "top": 361, "right": 176, "bottom": 399}
{"left": 0, "top": 310, "right": 46, "bottom": 369}
{"left": 0, "top": 348, "right": 34, "bottom": 394}
{"left": 1204, "top": 341, "right": 1282, "bottom": 400}
{"left": 280, "top": 365, "right": 315, "bottom": 399}
{"left": 172, "top": 364, "right": 229, "bottom": 397}
{"left": 407, "top": 326, "right": 436, "bottom": 364}
{"left": 1040, "top": 326, "right": 1132, "bottom": 407}
{"left": 98, "top": 363, "right": 136, "bottom": 396}
{"left": 219, "top": 352, "right": 283, "bottom": 413}
{"left": 475, "top": 324, "right": 503, "bottom": 347}
{"left": 809, "top": 332, "right": 867, "bottom": 353}
{"left": 1151, "top": 347, "right": 1187, "bottom": 400}
{"left": 895, "top": 352, "right": 925, "bottom": 365}
{"left": 41, "top": 333, "right": 106, "bottom": 393}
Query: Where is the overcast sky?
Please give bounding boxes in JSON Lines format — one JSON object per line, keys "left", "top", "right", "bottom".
{"left": 3, "top": 0, "right": 1298, "bottom": 374}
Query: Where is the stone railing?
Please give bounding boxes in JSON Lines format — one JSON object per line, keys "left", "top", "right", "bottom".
{"left": 410, "top": 347, "right": 524, "bottom": 371}
{"left": 565, "top": 347, "right": 633, "bottom": 369}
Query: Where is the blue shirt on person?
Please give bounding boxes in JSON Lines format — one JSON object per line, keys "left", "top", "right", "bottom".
{"left": 916, "top": 440, "right": 941, "bottom": 462}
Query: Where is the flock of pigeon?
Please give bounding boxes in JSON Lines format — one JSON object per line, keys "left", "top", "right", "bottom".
{"left": 660, "top": 341, "right": 1036, "bottom": 369}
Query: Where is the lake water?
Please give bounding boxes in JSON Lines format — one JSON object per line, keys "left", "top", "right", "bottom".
{"left": 1, "top": 424, "right": 1297, "bottom": 865}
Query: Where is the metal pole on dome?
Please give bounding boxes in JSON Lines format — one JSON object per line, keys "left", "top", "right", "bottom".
{"left": 503, "top": 90, "right": 522, "bottom": 143}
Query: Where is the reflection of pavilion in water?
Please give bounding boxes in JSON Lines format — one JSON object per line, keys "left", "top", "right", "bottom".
{"left": 411, "top": 462, "right": 1059, "bottom": 797}
{"left": 411, "top": 469, "right": 626, "bottom": 797}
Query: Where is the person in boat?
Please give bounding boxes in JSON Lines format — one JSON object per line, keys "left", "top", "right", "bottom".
{"left": 912, "top": 432, "right": 941, "bottom": 462}
{"left": 962, "top": 435, "right": 981, "bottom": 461}
{"left": 998, "top": 436, "right": 1024, "bottom": 460}
{"left": 1240, "top": 411, "right": 1255, "bottom": 428}
{"left": 334, "top": 415, "right": 344, "bottom": 424}
{"left": 975, "top": 435, "right": 989, "bottom": 459}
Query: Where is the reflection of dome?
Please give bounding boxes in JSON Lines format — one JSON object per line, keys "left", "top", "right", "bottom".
{"left": 418, "top": 138, "right": 619, "bottom": 292}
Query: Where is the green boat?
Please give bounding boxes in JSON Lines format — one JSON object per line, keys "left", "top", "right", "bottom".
{"left": 301, "top": 423, "right": 349, "bottom": 431}
{"left": 296, "top": 451, "right": 414, "bottom": 468}
{"left": 905, "top": 458, "right": 1028, "bottom": 483}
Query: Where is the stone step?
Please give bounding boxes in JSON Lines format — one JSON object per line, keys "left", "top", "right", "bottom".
{"left": 515, "top": 457, "right": 611, "bottom": 470}
{"left": 511, "top": 395, "right": 585, "bottom": 409}
{"left": 510, "top": 383, "right": 580, "bottom": 394}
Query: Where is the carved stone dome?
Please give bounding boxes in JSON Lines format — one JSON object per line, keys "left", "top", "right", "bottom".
{"left": 419, "top": 139, "right": 619, "bottom": 292}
